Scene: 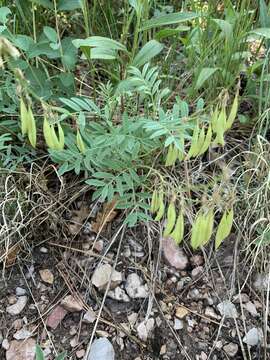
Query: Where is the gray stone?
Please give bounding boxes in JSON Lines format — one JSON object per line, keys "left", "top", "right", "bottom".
{"left": 91, "top": 264, "right": 122, "bottom": 290}
{"left": 223, "top": 343, "right": 238, "bottom": 357}
{"left": 87, "top": 338, "right": 115, "bottom": 360}
{"left": 6, "top": 296, "right": 28, "bottom": 316}
{"left": 243, "top": 328, "right": 263, "bottom": 346}
{"left": 108, "top": 287, "right": 130, "bottom": 302}
{"left": 217, "top": 301, "right": 238, "bottom": 318}
{"left": 15, "top": 287, "right": 27, "bottom": 296}
{"left": 125, "top": 273, "right": 148, "bottom": 299}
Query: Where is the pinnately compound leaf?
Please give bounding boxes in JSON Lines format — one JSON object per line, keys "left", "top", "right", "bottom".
{"left": 163, "top": 202, "right": 176, "bottom": 236}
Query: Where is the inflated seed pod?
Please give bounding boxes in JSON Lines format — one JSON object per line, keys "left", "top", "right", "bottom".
{"left": 43, "top": 117, "right": 55, "bottom": 149}
{"left": 202, "top": 209, "right": 214, "bottom": 246}
{"left": 57, "top": 123, "right": 65, "bottom": 150}
{"left": 150, "top": 190, "right": 159, "bottom": 213}
{"left": 163, "top": 202, "right": 176, "bottom": 237}
{"left": 191, "top": 212, "right": 204, "bottom": 250}
{"left": 226, "top": 93, "right": 238, "bottom": 130}
{"left": 155, "top": 193, "right": 165, "bottom": 221}
{"left": 215, "top": 208, "right": 234, "bottom": 249}
{"left": 213, "top": 106, "right": 226, "bottom": 146}
{"left": 27, "top": 106, "right": 36, "bottom": 148}
{"left": 198, "top": 125, "right": 212, "bottom": 156}
{"left": 76, "top": 130, "right": 86, "bottom": 154}
{"left": 170, "top": 211, "right": 184, "bottom": 244}
{"left": 20, "top": 99, "right": 28, "bottom": 136}
{"left": 186, "top": 122, "right": 200, "bottom": 159}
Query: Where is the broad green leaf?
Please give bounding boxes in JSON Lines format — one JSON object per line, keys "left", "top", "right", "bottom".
{"left": 195, "top": 67, "right": 219, "bottom": 89}
{"left": 251, "top": 28, "right": 270, "bottom": 39}
{"left": 141, "top": 12, "right": 198, "bottom": 31}
{"left": 259, "top": 0, "right": 270, "bottom": 28}
{"left": 43, "top": 26, "right": 58, "bottom": 43}
{"left": 132, "top": 40, "right": 163, "bottom": 67}
{"left": 212, "top": 19, "right": 233, "bottom": 40}
{"left": 155, "top": 26, "right": 189, "bottom": 40}
{"left": 35, "top": 345, "right": 45, "bottom": 360}
{"left": 0, "top": 7, "right": 11, "bottom": 24}
{"left": 72, "top": 36, "right": 127, "bottom": 52}
{"left": 58, "top": 0, "right": 81, "bottom": 10}
{"left": 89, "top": 47, "right": 117, "bottom": 60}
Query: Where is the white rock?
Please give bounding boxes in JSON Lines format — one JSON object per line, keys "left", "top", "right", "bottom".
{"left": 125, "top": 273, "right": 148, "bottom": 299}
{"left": 223, "top": 343, "right": 238, "bottom": 357}
{"left": 243, "top": 302, "right": 258, "bottom": 317}
{"left": 13, "top": 328, "right": 32, "bottom": 340}
{"left": 217, "top": 301, "right": 238, "bottom": 318}
{"left": 136, "top": 318, "right": 155, "bottom": 342}
{"left": 174, "top": 319, "right": 184, "bottom": 330}
{"left": 2, "top": 339, "right": 9, "bottom": 350}
{"left": 127, "top": 313, "right": 138, "bottom": 327}
{"left": 88, "top": 338, "right": 115, "bottom": 360}
{"left": 61, "top": 294, "right": 83, "bottom": 312}
{"left": 243, "top": 328, "right": 263, "bottom": 346}
{"left": 83, "top": 309, "right": 96, "bottom": 324}
{"left": 191, "top": 266, "right": 204, "bottom": 278}
{"left": 15, "top": 287, "right": 27, "bottom": 296}
{"left": 6, "top": 296, "right": 28, "bottom": 316}
{"left": 40, "top": 247, "right": 48, "bottom": 253}
{"left": 233, "top": 293, "right": 249, "bottom": 303}
{"left": 91, "top": 264, "right": 122, "bottom": 290}
{"left": 108, "top": 287, "right": 130, "bottom": 302}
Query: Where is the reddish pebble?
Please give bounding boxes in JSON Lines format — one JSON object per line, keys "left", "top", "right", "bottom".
{"left": 46, "top": 305, "right": 67, "bottom": 329}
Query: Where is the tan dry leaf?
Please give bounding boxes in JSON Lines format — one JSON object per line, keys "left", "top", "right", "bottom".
{"left": 91, "top": 199, "right": 118, "bottom": 234}
{"left": 68, "top": 204, "right": 90, "bottom": 235}
{"left": 39, "top": 269, "right": 54, "bottom": 284}
{"left": 4, "top": 244, "right": 20, "bottom": 267}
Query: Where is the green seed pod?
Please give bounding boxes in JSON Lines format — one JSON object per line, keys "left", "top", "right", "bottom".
{"left": 76, "top": 130, "right": 86, "bottom": 154}
{"left": 57, "top": 123, "right": 65, "bottom": 150}
{"left": 43, "top": 117, "right": 55, "bottom": 149}
{"left": 215, "top": 208, "right": 234, "bottom": 249}
{"left": 170, "top": 211, "right": 184, "bottom": 244}
{"left": 163, "top": 202, "right": 176, "bottom": 237}
{"left": 202, "top": 209, "right": 214, "bottom": 246}
{"left": 186, "top": 122, "right": 200, "bottom": 159}
{"left": 226, "top": 93, "right": 238, "bottom": 130}
{"left": 191, "top": 212, "right": 204, "bottom": 250}
{"left": 155, "top": 193, "right": 165, "bottom": 221}
{"left": 198, "top": 125, "right": 212, "bottom": 156}
{"left": 150, "top": 190, "right": 159, "bottom": 213}
{"left": 27, "top": 106, "right": 36, "bottom": 148}
{"left": 20, "top": 99, "right": 28, "bottom": 136}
